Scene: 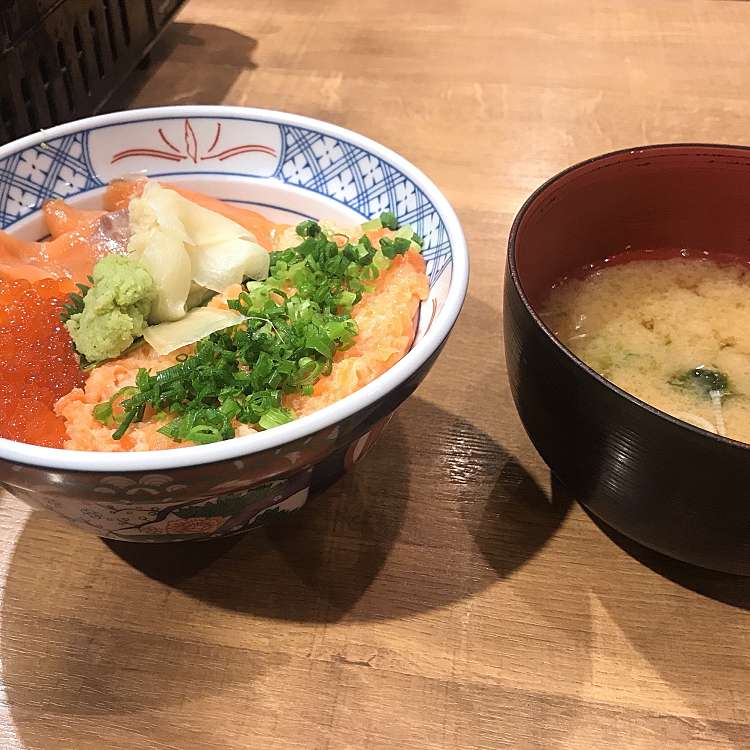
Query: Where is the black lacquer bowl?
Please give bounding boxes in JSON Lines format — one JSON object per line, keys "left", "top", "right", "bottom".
{"left": 504, "top": 144, "right": 750, "bottom": 575}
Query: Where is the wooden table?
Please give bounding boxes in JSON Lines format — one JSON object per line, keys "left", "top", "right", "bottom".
{"left": 1, "top": 1, "right": 749, "bottom": 748}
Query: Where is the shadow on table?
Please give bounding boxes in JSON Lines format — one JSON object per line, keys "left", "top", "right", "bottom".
{"left": 101, "top": 394, "right": 568, "bottom": 622}
{"left": 105, "top": 22, "right": 259, "bottom": 110}
{"left": 584, "top": 507, "right": 750, "bottom": 610}
{"left": 467, "top": 469, "right": 573, "bottom": 580}
{"left": 578, "top": 507, "right": 750, "bottom": 744}
{"left": 516, "top": 484, "right": 750, "bottom": 744}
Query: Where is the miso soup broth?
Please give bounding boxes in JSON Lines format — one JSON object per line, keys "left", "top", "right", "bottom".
{"left": 542, "top": 253, "right": 750, "bottom": 443}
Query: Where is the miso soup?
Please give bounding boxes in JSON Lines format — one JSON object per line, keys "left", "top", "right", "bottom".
{"left": 542, "top": 254, "right": 750, "bottom": 443}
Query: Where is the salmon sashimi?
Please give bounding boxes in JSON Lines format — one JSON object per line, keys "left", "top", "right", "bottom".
{"left": 0, "top": 259, "right": 60, "bottom": 282}
{"left": 0, "top": 230, "right": 75, "bottom": 283}
{"left": 0, "top": 208, "right": 128, "bottom": 284}
{"left": 43, "top": 200, "right": 105, "bottom": 239}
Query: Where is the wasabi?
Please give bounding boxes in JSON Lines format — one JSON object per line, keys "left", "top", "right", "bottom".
{"left": 65, "top": 255, "right": 156, "bottom": 363}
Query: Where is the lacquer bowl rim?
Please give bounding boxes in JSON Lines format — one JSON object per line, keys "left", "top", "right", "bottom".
{"left": 507, "top": 141, "right": 750, "bottom": 454}
{"left": 0, "top": 105, "right": 469, "bottom": 472}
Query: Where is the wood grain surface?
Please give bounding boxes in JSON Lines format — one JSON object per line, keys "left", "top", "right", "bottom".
{"left": 2, "top": 1, "right": 750, "bottom": 748}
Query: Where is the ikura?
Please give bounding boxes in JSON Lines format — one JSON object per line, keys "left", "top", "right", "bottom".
{"left": 0, "top": 277, "right": 85, "bottom": 448}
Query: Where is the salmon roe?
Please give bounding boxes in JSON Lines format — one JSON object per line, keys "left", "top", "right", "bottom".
{"left": 0, "top": 277, "right": 85, "bottom": 447}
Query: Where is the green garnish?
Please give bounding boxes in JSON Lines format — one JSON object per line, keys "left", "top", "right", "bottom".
{"left": 669, "top": 365, "right": 733, "bottom": 437}
{"left": 60, "top": 278, "right": 93, "bottom": 324}
{"left": 380, "top": 236, "right": 412, "bottom": 259}
{"left": 360, "top": 210, "right": 402, "bottom": 233}
{"left": 669, "top": 366, "right": 731, "bottom": 398}
{"left": 61, "top": 277, "right": 98, "bottom": 369}
{"left": 95, "top": 220, "right": 415, "bottom": 444}
{"left": 92, "top": 401, "right": 115, "bottom": 426}
{"left": 379, "top": 211, "right": 399, "bottom": 230}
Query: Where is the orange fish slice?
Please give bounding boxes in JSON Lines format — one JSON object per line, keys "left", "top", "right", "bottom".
{"left": 43, "top": 200, "right": 105, "bottom": 239}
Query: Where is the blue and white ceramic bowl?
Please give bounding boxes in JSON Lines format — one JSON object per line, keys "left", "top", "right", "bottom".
{"left": 0, "top": 106, "right": 468, "bottom": 541}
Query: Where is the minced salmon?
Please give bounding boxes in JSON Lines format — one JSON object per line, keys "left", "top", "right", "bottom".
{"left": 55, "top": 248, "right": 428, "bottom": 451}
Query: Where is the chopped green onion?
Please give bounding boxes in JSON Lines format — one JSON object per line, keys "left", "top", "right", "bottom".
{"left": 258, "top": 408, "right": 294, "bottom": 430}
{"left": 95, "top": 218, "right": 416, "bottom": 443}
{"left": 379, "top": 235, "right": 412, "bottom": 260}
{"left": 92, "top": 402, "right": 114, "bottom": 426}
{"left": 394, "top": 225, "right": 424, "bottom": 252}
{"left": 60, "top": 276, "right": 93, "bottom": 324}
{"left": 379, "top": 211, "right": 399, "bottom": 230}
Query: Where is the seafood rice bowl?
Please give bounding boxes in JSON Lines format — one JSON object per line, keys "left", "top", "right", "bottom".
{"left": 0, "top": 106, "right": 468, "bottom": 541}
